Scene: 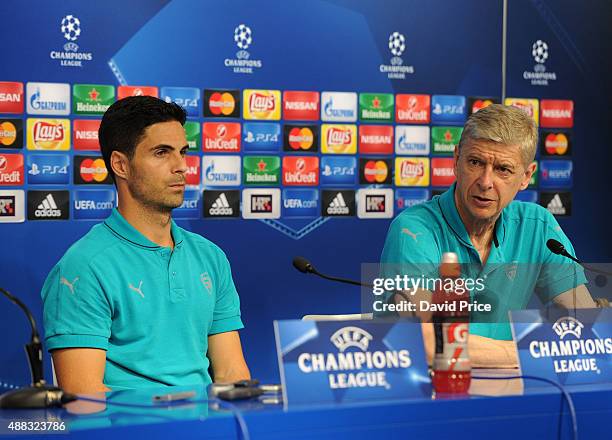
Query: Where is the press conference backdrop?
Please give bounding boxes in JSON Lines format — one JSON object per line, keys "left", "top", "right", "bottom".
{"left": 0, "top": 0, "right": 610, "bottom": 386}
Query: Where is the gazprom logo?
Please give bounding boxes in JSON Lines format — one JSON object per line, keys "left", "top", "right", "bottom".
{"left": 321, "top": 92, "right": 357, "bottom": 122}
{"left": 552, "top": 316, "right": 584, "bottom": 339}
{"left": 330, "top": 326, "right": 373, "bottom": 352}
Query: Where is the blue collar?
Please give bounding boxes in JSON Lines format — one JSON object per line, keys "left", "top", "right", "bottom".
{"left": 437, "top": 183, "right": 506, "bottom": 251}
{"left": 103, "top": 208, "right": 184, "bottom": 250}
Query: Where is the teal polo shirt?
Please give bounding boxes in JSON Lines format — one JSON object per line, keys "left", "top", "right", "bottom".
{"left": 379, "top": 183, "right": 586, "bottom": 340}
{"left": 41, "top": 208, "right": 244, "bottom": 389}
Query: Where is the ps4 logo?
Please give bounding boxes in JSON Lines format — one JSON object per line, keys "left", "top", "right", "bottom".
{"left": 28, "top": 163, "right": 68, "bottom": 175}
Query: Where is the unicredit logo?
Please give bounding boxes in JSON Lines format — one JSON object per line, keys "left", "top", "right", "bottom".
{"left": 33, "top": 122, "right": 64, "bottom": 142}
{"left": 249, "top": 93, "right": 275, "bottom": 112}
{"left": 327, "top": 128, "right": 352, "bottom": 145}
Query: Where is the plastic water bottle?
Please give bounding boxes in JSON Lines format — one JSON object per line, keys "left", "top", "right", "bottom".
{"left": 432, "top": 252, "right": 471, "bottom": 394}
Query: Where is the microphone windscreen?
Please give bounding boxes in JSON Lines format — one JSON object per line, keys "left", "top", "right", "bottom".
{"left": 546, "top": 238, "right": 566, "bottom": 255}
{"left": 292, "top": 256, "right": 312, "bottom": 273}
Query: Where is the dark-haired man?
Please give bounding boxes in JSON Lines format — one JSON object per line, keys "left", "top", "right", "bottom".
{"left": 42, "top": 96, "right": 250, "bottom": 393}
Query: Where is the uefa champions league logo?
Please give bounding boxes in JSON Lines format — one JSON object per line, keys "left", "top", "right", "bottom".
{"left": 552, "top": 316, "right": 584, "bottom": 339}
{"left": 234, "top": 24, "right": 252, "bottom": 50}
{"left": 388, "top": 32, "right": 405, "bottom": 58}
{"left": 523, "top": 39, "right": 556, "bottom": 85}
{"left": 330, "top": 327, "right": 373, "bottom": 352}
{"left": 379, "top": 31, "right": 414, "bottom": 79}
{"left": 61, "top": 15, "right": 81, "bottom": 42}
{"left": 50, "top": 14, "right": 92, "bottom": 67}
{"left": 224, "top": 23, "right": 262, "bottom": 74}
{"left": 532, "top": 40, "right": 549, "bottom": 64}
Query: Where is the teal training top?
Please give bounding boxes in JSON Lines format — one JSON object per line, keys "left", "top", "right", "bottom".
{"left": 379, "top": 183, "right": 586, "bottom": 340}
{"left": 42, "top": 208, "right": 244, "bottom": 389}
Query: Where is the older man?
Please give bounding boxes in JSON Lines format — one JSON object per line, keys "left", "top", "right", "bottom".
{"left": 380, "top": 104, "right": 595, "bottom": 367}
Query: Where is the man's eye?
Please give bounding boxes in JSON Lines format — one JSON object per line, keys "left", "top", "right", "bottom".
{"left": 180, "top": 149, "right": 188, "bottom": 156}
{"left": 155, "top": 149, "right": 168, "bottom": 157}
{"left": 468, "top": 159, "right": 481, "bottom": 166}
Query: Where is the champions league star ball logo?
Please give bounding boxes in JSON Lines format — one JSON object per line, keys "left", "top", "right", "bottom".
{"left": 532, "top": 40, "right": 549, "bottom": 64}
{"left": 50, "top": 14, "right": 92, "bottom": 67}
{"left": 60, "top": 15, "right": 81, "bottom": 42}
{"left": 234, "top": 24, "right": 252, "bottom": 50}
{"left": 524, "top": 39, "right": 556, "bottom": 85}
{"left": 225, "top": 24, "right": 262, "bottom": 74}
{"left": 388, "top": 32, "right": 405, "bottom": 57}
{"left": 380, "top": 31, "right": 413, "bottom": 79}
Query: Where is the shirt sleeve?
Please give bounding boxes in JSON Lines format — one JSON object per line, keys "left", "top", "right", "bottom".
{"left": 209, "top": 249, "right": 244, "bottom": 335}
{"left": 41, "top": 258, "right": 112, "bottom": 352}
{"left": 535, "top": 210, "right": 587, "bottom": 303}
{"left": 376, "top": 212, "right": 441, "bottom": 317}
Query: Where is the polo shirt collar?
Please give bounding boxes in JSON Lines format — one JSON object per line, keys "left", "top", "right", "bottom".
{"left": 437, "top": 183, "right": 506, "bottom": 250}
{"left": 104, "top": 208, "right": 184, "bottom": 249}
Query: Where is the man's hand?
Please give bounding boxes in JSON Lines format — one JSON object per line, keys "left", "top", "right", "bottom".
{"left": 420, "top": 322, "right": 519, "bottom": 368}
{"left": 553, "top": 284, "right": 597, "bottom": 309}
{"left": 393, "top": 290, "right": 519, "bottom": 369}
{"left": 208, "top": 331, "right": 250, "bottom": 383}
{"left": 51, "top": 348, "right": 110, "bottom": 394}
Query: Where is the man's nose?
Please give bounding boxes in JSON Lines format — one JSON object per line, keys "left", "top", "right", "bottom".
{"left": 174, "top": 152, "right": 188, "bottom": 174}
{"left": 476, "top": 165, "right": 494, "bottom": 190}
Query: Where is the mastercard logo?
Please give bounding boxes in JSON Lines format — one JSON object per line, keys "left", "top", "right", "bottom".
{"left": 288, "top": 127, "right": 314, "bottom": 150}
{"left": 545, "top": 133, "right": 568, "bottom": 155}
{"left": 209, "top": 92, "right": 236, "bottom": 116}
{"left": 0, "top": 121, "right": 17, "bottom": 146}
{"left": 80, "top": 158, "right": 108, "bottom": 182}
{"left": 364, "top": 160, "right": 388, "bottom": 183}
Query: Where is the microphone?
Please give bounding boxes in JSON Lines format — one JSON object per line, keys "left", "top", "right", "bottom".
{"left": 292, "top": 256, "right": 316, "bottom": 275}
{"left": 546, "top": 239, "right": 611, "bottom": 309}
{"left": 546, "top": 239, "right": 612, "bottom": 277}
{"left": 0, "top": 287, "right": 75, "bottom": 408}
{"left": 292, "top": 256, "right": 371, "bottom": 287}
{"left": 291, "top": 257, "right": 413, "bottom": 316}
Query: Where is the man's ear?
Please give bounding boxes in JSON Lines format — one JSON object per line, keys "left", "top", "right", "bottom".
{"left": 453, "top": 144, "right": 460, "bottom": 177}
{"left": 519, "top": 161, "right": 537, "bottom": 190}
{"left": 110, "top": 151, "right": 130, "bottom": 181}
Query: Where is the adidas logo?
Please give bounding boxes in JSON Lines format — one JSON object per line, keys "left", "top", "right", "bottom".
{"left": 208, "top": 192, "right": 233, "bottom": 216}
{"left": 35, "top": 194, "right": 61, "bottom": 217}
{"left": 546, "top": 193, "right": 566, "bottom": 215}
{"left": 327, "top": 192, "right": 349, "bottom": 215}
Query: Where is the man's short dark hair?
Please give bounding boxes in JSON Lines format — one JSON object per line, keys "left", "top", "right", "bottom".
{"left": 98, "top": 96, "right": 187, "bottom": 182}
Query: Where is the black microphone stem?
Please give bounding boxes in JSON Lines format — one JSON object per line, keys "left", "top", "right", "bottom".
{"left": 313, "top": 271, "right": 373, "bottom": 288}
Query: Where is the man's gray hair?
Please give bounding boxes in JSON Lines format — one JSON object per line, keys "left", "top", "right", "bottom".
{"left": 458, "top": 104, "right": 538, "bottom": 166}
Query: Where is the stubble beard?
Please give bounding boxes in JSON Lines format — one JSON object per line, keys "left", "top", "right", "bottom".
{"left": 127, "top": 172, "right": 184, "bottom": 214}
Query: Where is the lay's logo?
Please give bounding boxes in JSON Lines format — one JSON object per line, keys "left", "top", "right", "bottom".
{"left": 27, "top": 119, "right": 70, "bottom": 150}
{"left": 395, "top": 157, "right": 429, "bottom": 186}
{"left": 321, "top": 124, "right": 357, "bottom": 154}
{"left": 243, "top": 90, "right": 281, "bottom": 120}
{"left": 504, "top": 98, "right": 539, "bottom": 125}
